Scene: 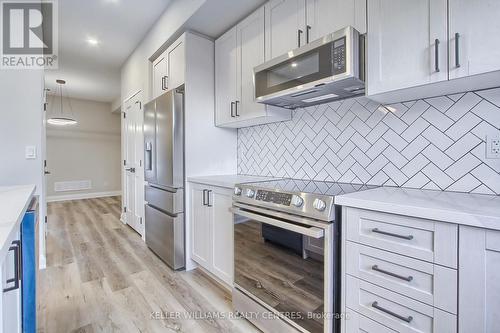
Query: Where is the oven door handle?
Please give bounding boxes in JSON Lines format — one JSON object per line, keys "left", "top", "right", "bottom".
{"left": 230, "top": 207, "right": 324, "bottom": 238}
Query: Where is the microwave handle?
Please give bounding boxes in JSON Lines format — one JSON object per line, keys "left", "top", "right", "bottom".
{"left": 230, "top": 207, "right": 324, "bottom": 238}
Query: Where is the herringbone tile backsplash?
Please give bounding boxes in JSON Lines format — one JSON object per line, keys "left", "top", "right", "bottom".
{"left": 238, "top": 87, "right": 500, "bottom": 195}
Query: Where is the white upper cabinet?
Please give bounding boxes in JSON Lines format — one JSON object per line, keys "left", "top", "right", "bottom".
{"left": 265, "top": 0, "right": 306, "bottom": 60}
{"left": 152, "top": 53, "right": 168, "bottom": 100}
{"left": 237, "top": 6, "right": 266, "bottom": 121}
{"left": 367, "top": 0, "right": 500, "bottom": 102}
{"left": 367, "top": 0, "right": 448, "bottom": 96}
{"left": 151, "top": 36, "right": 185, "bottom": 101}
{"left": 448, "top": 0, "right": 500, "bottom": 80}
{"left": 215, "top": 6, "right": 291, "bottom": 128}
{"left": 215, "top": 27, "right": 238, "bottom": 125}
{"left": 166, "top": 39, "right": 185, "bottom": 91}
{"left": 306, "top": 0, "right": 366, "bottom": 42}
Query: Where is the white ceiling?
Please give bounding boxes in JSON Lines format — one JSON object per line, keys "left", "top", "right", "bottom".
{"left": 185, "top": 0, "right": 267, "bottom": 38}
{"left": 44, "top": 0, "right": 171, "bottom": 103}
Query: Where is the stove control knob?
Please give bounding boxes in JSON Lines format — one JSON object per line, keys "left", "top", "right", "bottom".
{"left": 245, "top": 188, "right": 255, "bottom": 198}
{"left": 291, "top": 195, "right": 304, "bottom": 207}
{"left": 313, "top": 198, "right": 326, "bottom": 211}
{"left": 234, "top": 187, "right": 242, "bottom": 196}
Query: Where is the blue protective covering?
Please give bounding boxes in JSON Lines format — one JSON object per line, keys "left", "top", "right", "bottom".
{"left": 21, "top": 209, "right": 36, "bottom": 333}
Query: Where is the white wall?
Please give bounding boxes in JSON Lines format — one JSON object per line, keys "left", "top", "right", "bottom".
{"left": 46, "top": 97, "right": 121, "bottom": 199}
{"left": 120, "top": 0, "right": 206, "bottom": 102}
{"left": 0, "top": 69, "right": 46, "bottom": 267}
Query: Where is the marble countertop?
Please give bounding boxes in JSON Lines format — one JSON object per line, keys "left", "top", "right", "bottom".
{"left": 0, "top": 185, "right": 36, "bottom": 261}
{"left": 187, "top": 175, "right": 280, "bottom": 189}
{"left": 335, "top": 186, "right": 500, "bottom": 230}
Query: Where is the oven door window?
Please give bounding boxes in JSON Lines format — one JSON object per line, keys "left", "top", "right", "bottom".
{"left": 255, "top": 42, "right": 333, "bottom": 99}
{"left": 234, "top": 213, "right": 325, "bottom": 333}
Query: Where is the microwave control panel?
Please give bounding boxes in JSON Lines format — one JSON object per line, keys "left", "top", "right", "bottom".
{"left": 256, "top": 190, "right": 292, "bottom": 206}
{"left": 332, "top": 36, "right": 346, "bottom": 75}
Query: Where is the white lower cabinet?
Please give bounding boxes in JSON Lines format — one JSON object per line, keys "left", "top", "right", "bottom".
{"left": 458, "top": 226, "right": 500, "bottom": 333}
{"left": 190, "top": 183, "right": 233, "bottom": 287}
{"left": 1, "top": 232, "right": 22, "bottom": 333}
{"left": 342, "top": 207, "right": 458, "bottom": 333}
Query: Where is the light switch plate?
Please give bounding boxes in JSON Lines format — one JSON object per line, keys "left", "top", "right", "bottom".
{"left": 486, "top": 135, "right": 500, "bottom": 159}
{"left": 25, "top": 146, "right": 37, "bottom": 159}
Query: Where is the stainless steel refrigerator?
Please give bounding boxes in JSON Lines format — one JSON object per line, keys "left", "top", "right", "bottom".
{"left": 143, "top": 88, "right": 185, "bottom": 270}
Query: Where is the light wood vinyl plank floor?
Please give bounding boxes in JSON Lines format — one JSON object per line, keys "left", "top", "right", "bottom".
{"left": 38, "top": 197, "right": 259, "bottom": 333}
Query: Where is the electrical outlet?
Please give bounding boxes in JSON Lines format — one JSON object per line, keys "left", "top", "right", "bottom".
{"left": 486, "top": 135, "right": 500, "bottom": 159}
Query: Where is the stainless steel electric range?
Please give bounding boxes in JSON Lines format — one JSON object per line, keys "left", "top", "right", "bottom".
{"left": 231, "top": 179, "right": 374, "bottom": 333}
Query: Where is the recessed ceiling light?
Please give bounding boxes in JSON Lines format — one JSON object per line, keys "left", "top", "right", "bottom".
{"left": 86, "top": 37, "right": 99, "bottom": 46}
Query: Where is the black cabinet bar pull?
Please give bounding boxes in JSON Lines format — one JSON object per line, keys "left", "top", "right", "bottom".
{"left": 372, "top": 265, "right": 413, "bottom": 282}
{"left": 434, "top": 39, "right": 440, "bottom": 72}
{"left": 298, "top": 29, "right": 303, "bottom": 47}
{"left": 455, "top": 33, "right": 461, "bottom": 68}
{"left": 306, "top": 25, "right": 311, "bottom": 44}
{"left": 3, "top": 240, "right": 20, "bottom": 293}
{"left": 372, "top": 301, "right": 413, "bottom": 323}
{"left": 230, "top": 101, "right": 235, "bottom": 118}
{"left": 372, "top": 228, "right": 414, "bottom": 240}
{"left": 202, "top": 189, "right": 207, "bottom": 206}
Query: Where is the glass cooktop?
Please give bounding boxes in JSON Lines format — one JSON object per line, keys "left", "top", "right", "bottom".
{"left": 245, "top": 178, "right": 376, "bottom": 197}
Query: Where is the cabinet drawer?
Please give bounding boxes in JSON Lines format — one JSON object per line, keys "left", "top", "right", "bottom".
{"left": 346, "top": 242, "right": 457, "bottom": 314}
{"left": 346, "top": 275, "right": 456, "bottom": 333}
{"left": 346, "top": 309, "right": 396, "bottom": 333}
{"left": 346, "top": 208, "right": 457, "bottom": 268}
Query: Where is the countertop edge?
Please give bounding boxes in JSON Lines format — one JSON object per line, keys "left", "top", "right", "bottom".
{"left": 0, "top": 185, "right": 36, "bottom": 262}
{"left": 335, "top": 194, "right": 500, "bottom": 231}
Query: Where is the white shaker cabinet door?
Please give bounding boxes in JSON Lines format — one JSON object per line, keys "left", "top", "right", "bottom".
{"left": 366, "top": 0, "right": 447, "bottom": 96}
{"left": 448, "top": 0, "right": 500, "bottom": 79}
{"left": 215, "top": 27, "right": 238, "bottom": 126}
{"left": 190, "top": 186, "right": 211, "bottom": 269}
{"left": 166, "top": 39, "right": 185, "bottom": 91}
{"left": 236, "top": 6, "right": 266, "bottom": 121}
{"left": 459, "top": 226, "right": 500, "bottom": 333}
{"left": 265, "top": 0, "right": 307, "bottom": 60}
{"left": 152, "top": 52, "right": 168, "bottom": 99}
{"left": 210, "top": 187, "right": 234, "bottom": 286}
{"left": 306, "top": 0, "right": 366, "bottom": 43}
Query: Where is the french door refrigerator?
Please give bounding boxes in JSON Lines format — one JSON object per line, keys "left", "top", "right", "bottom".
{"left": 143, "top": 87, "right": 185, "bottom": 270}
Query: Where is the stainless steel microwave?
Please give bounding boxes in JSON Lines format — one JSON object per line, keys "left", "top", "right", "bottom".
{"left": 254, "top": 26, "right": 365, "bottom": 109}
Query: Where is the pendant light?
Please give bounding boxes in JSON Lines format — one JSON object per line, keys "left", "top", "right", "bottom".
{"left": 47, "top": 79, "right": 78, "bottom": 126}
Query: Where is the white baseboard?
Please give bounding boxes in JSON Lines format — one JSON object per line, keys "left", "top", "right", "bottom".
{"left": 47, "top": 190, "right": 122, "bottom": 202}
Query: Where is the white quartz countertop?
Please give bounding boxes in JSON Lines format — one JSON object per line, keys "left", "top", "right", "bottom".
{"left": 335, "top": 186, "right": 500, "bottom": 230}
{"left": 187, "top": 175, "right": 280, "bottom": 189}
{"left": 0, "top": 185, "right": 36, "bottom": 261}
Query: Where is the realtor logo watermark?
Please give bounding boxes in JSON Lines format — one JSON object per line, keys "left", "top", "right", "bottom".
{"left": 1, "top": 0, "right": 58, "bottom": 69}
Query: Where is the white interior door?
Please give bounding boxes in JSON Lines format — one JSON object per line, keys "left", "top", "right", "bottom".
{"left": 123, "top": 93, "right": 144, "bottom": 236}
